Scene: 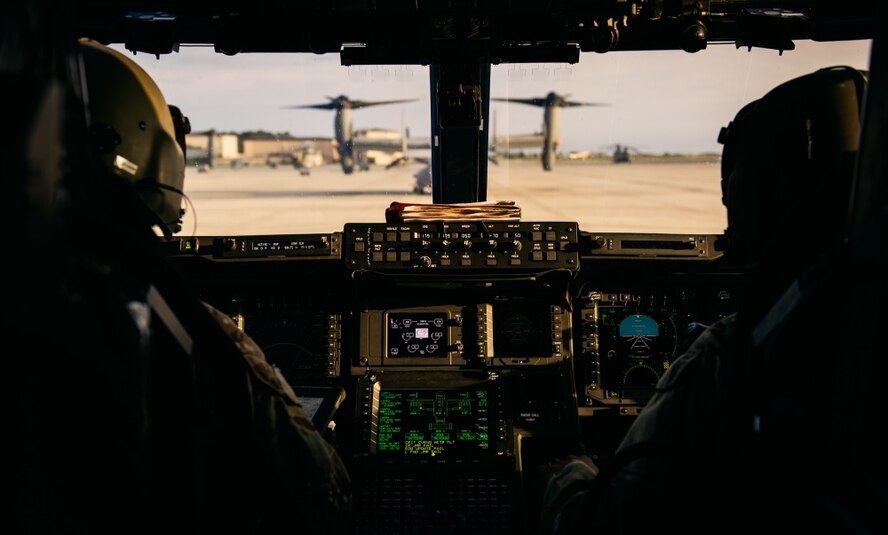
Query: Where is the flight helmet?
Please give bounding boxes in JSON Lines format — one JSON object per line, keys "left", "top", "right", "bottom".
{"left": 718, "top": 66, "right": 865, "bottom": 266}
{"left": 78, "top": 38, "right": 187, "bottom": 235}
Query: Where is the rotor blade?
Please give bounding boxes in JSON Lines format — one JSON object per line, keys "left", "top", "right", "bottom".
{"left": 560, "top": 100, "right": 609, "bottom": 107}
{"left": 282, "top": 95, "right": 417, "bottom": 110}
{"left": 349, "top": 98, "right": 419, "bottom": 109}
{"left": 492, "top": 97, "right": 547, "bottom": 107}
{"left": 494, "top": 96, "right": 608, "bottom": 108}
{"left": 281, "top": 102, "right": 340, "bottom": 110}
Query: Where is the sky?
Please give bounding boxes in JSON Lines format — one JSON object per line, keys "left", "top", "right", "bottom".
{"left": 115, "top": 38, "right": 872, "bottom": 154}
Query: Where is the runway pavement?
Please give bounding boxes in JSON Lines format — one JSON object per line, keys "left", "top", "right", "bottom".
{"left": 179, "top": 158, "right": 726, "bottom": 237}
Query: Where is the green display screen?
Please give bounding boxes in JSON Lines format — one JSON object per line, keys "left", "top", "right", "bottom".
{"left": 376, "top": 388, "right": 490, "bottom": 457}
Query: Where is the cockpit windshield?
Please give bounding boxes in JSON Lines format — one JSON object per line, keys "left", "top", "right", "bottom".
{"left": 113, "top": 39, "right": 871, "bottom": 237}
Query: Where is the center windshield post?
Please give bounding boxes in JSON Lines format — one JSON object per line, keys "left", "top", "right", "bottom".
{"left": 430, "top": 61, "right": 491, "bottom": 203}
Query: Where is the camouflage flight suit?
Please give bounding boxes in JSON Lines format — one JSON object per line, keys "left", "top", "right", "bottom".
{"left": 540, "top": 314, "right": 741, "bottom": 534}
{"left": 206, "top": 304, "right": 352, "bottom": 533}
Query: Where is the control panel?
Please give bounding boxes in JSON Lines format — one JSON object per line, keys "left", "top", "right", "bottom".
{"left": 343, "top": 222, "right": 579, "bottom": 271}
{"left": 357, "top": 303, "right": 570, "bottom": 368}
{"left": 211, "top": 233, "right": 340, "bottom": 259}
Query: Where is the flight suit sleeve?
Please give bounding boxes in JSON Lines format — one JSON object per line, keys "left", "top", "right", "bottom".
{"left": 204, "top": 303, "right": 352, "bottom": 531}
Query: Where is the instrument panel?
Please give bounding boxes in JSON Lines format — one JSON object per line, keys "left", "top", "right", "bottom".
{"left": 169, "top": 224, "right": 740, "bottom": 533}
{"left": 171, "top": 224, "right": 737, "bottom": 400}
{"left": 577, "top": 290, "right": 734, "bottom": 409}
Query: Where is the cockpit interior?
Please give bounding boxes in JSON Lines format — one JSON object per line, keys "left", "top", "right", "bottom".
{"left": 8, "top": 2, "right": 885, "bottom": 534}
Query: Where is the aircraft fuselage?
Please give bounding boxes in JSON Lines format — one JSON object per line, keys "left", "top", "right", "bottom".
{"left": 335, "top": 106, "right": 355, "bottom": 174}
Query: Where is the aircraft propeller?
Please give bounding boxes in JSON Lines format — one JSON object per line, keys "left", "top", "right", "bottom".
{"left": 282, "top": 95, "right": 418, "bottom": 110}
{"left": 492, "top": 91, "right": 608, "bottom": 108}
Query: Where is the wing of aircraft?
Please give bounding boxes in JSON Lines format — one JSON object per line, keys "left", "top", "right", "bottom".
{"left": 492, "top": 133, "right": 545, "bottom": 150}
{"left": 355, "top": 135, "right": 431, "bottom": 153}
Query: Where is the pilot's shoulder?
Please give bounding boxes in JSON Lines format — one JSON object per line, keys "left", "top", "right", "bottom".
{"left": 656, "top": 314, "right": 740, "bottom": 391}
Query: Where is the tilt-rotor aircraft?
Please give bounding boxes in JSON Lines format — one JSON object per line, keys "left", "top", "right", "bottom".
{"left": 283, "top": 95, "right": 422, "bottom": 174}
{"left": 493, "top": 91, "right": 607, "bottom": 171}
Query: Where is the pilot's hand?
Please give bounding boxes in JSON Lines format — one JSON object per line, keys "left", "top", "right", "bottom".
{"left": 539, "top": 454, "right": 599, "bottom": 485}
{"left": 539, "top": 455, "right": 599, "bottom": 533}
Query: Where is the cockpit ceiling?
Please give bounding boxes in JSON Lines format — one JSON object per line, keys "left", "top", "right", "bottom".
{"left": 70, "top": 1, "right": 876, "bottom": 61}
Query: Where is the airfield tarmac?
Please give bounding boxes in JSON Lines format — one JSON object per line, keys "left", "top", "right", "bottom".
{"left": 179, "top": 158, "right": 726, "bottom": 237}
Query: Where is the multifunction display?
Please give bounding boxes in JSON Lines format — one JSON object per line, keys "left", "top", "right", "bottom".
{"left": 358, "top": 303, "right": 568, "bottom": 369}
{"left": 493, "top": 303, "right": 555, "bottom": 358}
{"left": 375, "top": 388, "right": 490, "bottom": 457}
{"left": 386, "top": 313, "right": 449, "bottom": 358}
{"left": 577, "top": 290, "right": 736, "bottom": 407}
{"left": 597, "top": 307, "right": 677, "bottom": 388}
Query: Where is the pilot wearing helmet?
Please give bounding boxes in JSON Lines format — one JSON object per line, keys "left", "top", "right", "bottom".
{"left": 24, "top": 38, "right": 352, "bottom": 533}
{"left": 539, "top": 65, "right": 868, "bottom": 534}
{"left": 78, "top": 37, "right": 188, "bottom": 237}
